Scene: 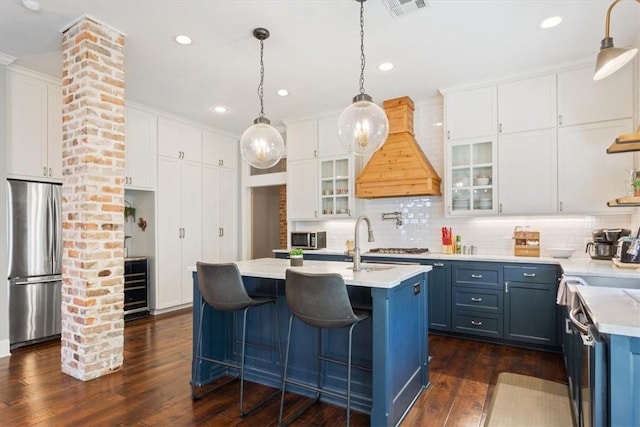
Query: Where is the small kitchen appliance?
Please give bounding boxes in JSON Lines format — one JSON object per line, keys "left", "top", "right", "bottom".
{"left": 615, "top": 235, "right": 640, "bottom": 264}
{"left": 290, "top": 231, "right": 326, "bottom": 250}
{"left": 585, "top": 228, "right": 631, "bottom": 260}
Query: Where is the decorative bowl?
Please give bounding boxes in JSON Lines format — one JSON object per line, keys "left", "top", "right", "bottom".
{"left": 548, "top": 248, "right": 575, "bottom": 258}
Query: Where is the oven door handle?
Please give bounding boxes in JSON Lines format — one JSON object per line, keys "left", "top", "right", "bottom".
{"left": 569, "top": 305, "right": 590, "bottom": 335}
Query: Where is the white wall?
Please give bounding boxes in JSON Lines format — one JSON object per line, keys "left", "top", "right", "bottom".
{"left": 0, "top": 53, "right": 16, "bottom": 358}
{"left": 293, "top": 97, "right": 637, "bottom": 258}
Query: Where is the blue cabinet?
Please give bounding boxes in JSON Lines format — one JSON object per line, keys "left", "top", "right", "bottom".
{"left": 503, "top": 265, "right": 558, "bottom": 346}
{"left": 425, "top": 261, "right": 451, "bottom": 332}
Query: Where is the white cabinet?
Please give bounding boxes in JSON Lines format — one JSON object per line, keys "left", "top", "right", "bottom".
{"left": 202, "top": 165, "right": 238, "bottom": 263}
{"left": 558, "top": 119, "right": 633, "bottom": 214}
{"left": 125, "top": 106, "right": 157, "bottom": 189}
{"left": 202, "top": 130, "right": 238, "bottom": 169}
{"left": 158, "top": 117, "right": 202, "bottom": 162}
{"left": 287, "top": 158, "right": 319, "bottom": 220}
{"left": 317, "top": 116, "right": 348, "bottom": 157}
{"left": 286, "top": 120, "right": 318, "bottom": 161}
{"left": 557, "top": 66, "right": 633, "bottom": 127}
{"left": 446, "top": 137, "right": 497, "bottom": 215}
{"left": 156, "top": 156, "right": 202, "bottom": 308}
{"left": 498, "top": 130, "right": 557, "bottom": 214}
{"left": 498, "top": 75, "right": 557, "bottom": 134}
{"left": 445, "top": 86, "right": 497, "bottom": 140}
{"left": 319, "top": 157, "right": 354, "bottom": 217}
{"left": 7, "top": 70, "right": 62, "bottom": 181}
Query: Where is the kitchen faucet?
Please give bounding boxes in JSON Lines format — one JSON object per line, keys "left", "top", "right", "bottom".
{"left": 352, "top": 215, "right": 375, "bottom": 271}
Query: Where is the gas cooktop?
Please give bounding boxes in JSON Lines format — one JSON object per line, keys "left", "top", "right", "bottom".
{"left": 369, "top": 248, "right": 430, "bottom": 255}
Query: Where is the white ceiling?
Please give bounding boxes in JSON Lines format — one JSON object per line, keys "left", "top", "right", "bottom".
{"left": 1, "top": 0, "right": 638, "bottom": 136}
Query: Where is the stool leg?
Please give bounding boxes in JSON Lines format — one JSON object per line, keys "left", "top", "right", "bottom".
{"left": 191, "top": 301, "right": 206, "bottom": 400}
{"left": 239, "top": 306, "right": 250, "bottom": 416}
{"left": 346, "top": 322, "right": 357, "bottom": 427}
{"left": 272, "top": 300, "right": 283, "bottom": 380}
{"left": 279, "top": 314, "right": 294, "bottom": 426}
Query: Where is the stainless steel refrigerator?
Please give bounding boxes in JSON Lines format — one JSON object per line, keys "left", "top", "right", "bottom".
{"left": 7, "top": 179, "right": 62, "bottom": 348}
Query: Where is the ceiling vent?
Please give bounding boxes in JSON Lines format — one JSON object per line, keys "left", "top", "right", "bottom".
{"left": 356, "top": 96, "right": 442, "bottom": 199}
{"left": 383, "top": 0, "right": 428, "bottom": 18}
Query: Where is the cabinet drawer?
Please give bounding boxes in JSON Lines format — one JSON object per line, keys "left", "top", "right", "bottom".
{"left": 453, "top": 264, "right": 500, "bottom": 288}
{"left": 504, "top": 265, "right": 557, "bottom": 284}
{"left": 453, "top": 310, "right": 503, "bottom": 338}
{"left": 452, "top": 287, "right": 502, "bottom": 313}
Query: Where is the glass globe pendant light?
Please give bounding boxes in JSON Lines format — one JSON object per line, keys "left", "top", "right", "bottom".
{"left": 338, "top": 0, "right": 389, "bottom": 157}
{"left": 240, "top": 28, "right": 285, "bottom": 169}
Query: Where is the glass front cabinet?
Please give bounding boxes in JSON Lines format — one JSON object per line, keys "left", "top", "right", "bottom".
{"left": 319, "top": 156, "right": 354, "bottom": 218}
{"left": 446, "top": 138, "right": 497, "bottom": 215}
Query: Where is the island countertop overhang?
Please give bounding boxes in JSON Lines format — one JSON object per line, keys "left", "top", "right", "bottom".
{"left": 190, "top": 258, "right": 432, "bottom": 289}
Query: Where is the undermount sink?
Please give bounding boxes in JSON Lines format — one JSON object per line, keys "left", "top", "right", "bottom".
{"left": 348, "top": 266, "right": 395, "bottom": 272}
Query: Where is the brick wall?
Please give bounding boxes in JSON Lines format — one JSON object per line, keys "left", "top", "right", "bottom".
{"left": 60, "top": 16, "right": 126, "bottom": 381}
{"left": 279, "top": 184, "right": 287, "bottom": 248}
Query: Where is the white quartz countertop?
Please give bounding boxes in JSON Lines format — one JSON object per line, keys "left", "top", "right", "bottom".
{"left": 191, "top": 258, "right": 431, "bottom": 289}
{"left": 273, "top": 249, "right": 640, "bottom": 280}
{"left": 576, "top": 286, "right": 640, "bottom": 338}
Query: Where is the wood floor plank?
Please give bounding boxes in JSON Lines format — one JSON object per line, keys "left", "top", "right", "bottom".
{"left": 0, "top": 311, "right": 565, "bottom": 426}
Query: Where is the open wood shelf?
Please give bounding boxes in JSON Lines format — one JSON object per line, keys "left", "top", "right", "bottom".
{"left": 607, "top": 195, "right": 640, "bottom": 207}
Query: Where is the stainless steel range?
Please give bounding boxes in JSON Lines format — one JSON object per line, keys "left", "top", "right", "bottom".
{"left": 369, "top": 248, "right": 429, "bottom": 254}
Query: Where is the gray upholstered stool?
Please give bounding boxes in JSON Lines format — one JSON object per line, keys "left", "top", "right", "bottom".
{"left": 192, "top": 262, "right": 282, "bottom": 416}
{"left": 279, "top": 269, "right": 371, "bottom": 427}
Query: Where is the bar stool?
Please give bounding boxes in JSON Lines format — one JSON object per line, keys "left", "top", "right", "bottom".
{"left": 192, "top": 262, "right": 282, "bottom": 417}
{"left": 279, "top": 269, "right": 371, "bottom": 427}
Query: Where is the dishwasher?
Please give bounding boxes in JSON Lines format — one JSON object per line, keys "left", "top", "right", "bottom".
{"left": 560, "top": 276, "right": 608, "bottom": 427}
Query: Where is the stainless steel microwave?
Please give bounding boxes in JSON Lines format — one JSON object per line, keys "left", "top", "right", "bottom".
{"left": 290, "top": 231, "right": 326, "bottom": 250}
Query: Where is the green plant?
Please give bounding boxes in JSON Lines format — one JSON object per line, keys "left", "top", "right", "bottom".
{"left": 632, "top": 179, "right": 640, "bottom": 190}
{"left": 124, "top": 206, "right": 136, "bottom": 222}
{"left": 289, "top": 248, "right": 304, "bottom": 256}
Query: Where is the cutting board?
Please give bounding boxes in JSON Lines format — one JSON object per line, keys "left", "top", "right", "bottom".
{"left": 612, "top": 259, "right": 640, "bottom": 270}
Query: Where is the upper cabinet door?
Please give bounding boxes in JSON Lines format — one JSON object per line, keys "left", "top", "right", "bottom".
{"left": 217, "top": 135, "right": 238, "bottom": 169}
{"left": 180, "top": 124, "right": 202, "bottom": 163}
{"left": 286, "top": 120, "right": 318, "bottom": 161}
{"left": 557, "top": 65, "right": 633, "bottom": 127}
{"left": 498, "top": 75, "right": 557, "bottom": 134}
{"left": 445, "top": 86, "right": 497, "bottom": 140}
{"left": 46, "top": 84, "right": 63, "bottom": 180}
{"left": 203, "top": 130, "right": 237, "bottom": 169}
{"left": 126, "top": 106, "right": 157, "bottom": 189}
{"left": 318, "top": 116, "right": 347, "bottom": 157}
{"left": 7, "top": 71, "right": 48, "bottom": 179}
{"left": 157, "top": 118, "right": 181, "bottom": 158}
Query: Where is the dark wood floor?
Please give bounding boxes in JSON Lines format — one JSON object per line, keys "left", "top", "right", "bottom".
{"left": 0, "top": 310, "right": 566, "bottom": 426}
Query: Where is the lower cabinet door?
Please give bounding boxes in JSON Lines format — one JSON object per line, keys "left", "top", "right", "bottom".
{"left": 452, "top": 310, "right": 502, "bottom": 338}
{"left": 427, "top": 262, "right": 451, "bottom": 331}
{"left": 504, "top": 281, "right": 557, "bottom": 346}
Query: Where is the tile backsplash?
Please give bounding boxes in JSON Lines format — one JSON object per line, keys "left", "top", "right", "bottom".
{"left": 291, "top": 97, "right": 638, "bottom": 258}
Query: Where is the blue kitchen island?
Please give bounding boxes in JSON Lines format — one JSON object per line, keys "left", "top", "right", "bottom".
{"left": 190, "top": 258, "right": 432, "bottom": 426}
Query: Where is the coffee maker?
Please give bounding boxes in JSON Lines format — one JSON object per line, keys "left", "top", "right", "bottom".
{"left": 585, "top": 228, "right": 631, "bottom": 260}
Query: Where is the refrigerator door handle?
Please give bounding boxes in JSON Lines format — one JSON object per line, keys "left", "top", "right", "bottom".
{"left": 51, "top": 186, "right": 62, "bottom": 274}
{"left": 12, "top": 275, "right": 63, "bottom": 286}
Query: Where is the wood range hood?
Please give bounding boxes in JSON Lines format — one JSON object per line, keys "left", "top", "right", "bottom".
{"left": 356, "top": 96, "right": 442, "bottom": 199}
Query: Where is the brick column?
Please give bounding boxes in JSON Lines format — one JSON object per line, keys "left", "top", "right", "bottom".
{"left": 60, "top": 16, "right": 126, "bottom": 381}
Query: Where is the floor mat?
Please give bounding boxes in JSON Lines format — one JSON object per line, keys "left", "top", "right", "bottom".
{"left": 485, "top": 372, "right": 573, "bottom": 427}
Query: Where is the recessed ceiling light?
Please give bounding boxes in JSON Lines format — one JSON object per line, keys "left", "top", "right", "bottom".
{"left": 21, "top": 0, "right": 40, "bottom": 11}
{"left": 212, "top": 106, "right": 227, "bottom": 113}
{"left": 378, "top": 62, "right": 394, "bottom": 71}
{"left": 540, "top": 16, "right": 562, "bottom": 29}
{"left": 175, "top": 35, "right": 192, "bottom": 45}
{"left": 276, "top": 89, "right": 289, "bottom": 97}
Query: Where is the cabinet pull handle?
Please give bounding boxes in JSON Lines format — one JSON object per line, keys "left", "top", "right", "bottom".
{"left": 471, "top": 297, "right": 482, "bottom": 302}
{"left": 49, "top": 167, "right": 52, "bottom": 177}
{"left": 447, "top": 130, "right": 450, "bottom": 140}
{"left": 433, "top": 263, "right": 445, "bottom": 267}
{"left": 179, "top": 228, "right": 182, "bottom": 238}
{"left": 219, "top": 159, "right": 223, "bottom": 166}
{"left": 471, "top": 320, "right": 482, "bottom": 326}
{"left": 565, "top": 318, "right": 572, "bottom": 334}
{"left": 43, "top": 166, "right": 47, "bottom": 176}
{"left": 558, "top": 114, "right": 563, "bottom": 126}
{"left": 220, "top": 227, "right": 224, "bottom": 237}
{"left": 559, "top": 201, "right": 563, "bottom": 212}
{"left": 523, "top": 273, "right": 536, "bottom": 278}
{"left": 499, "top": 203, "right": 502, "bottom": 213}
{"left": 471, "top": 274, "right": 482, "bottom": 279}
{"left": 499, "top": 123, "right": 502, "bottom": 133}
{"left": 505, "top": 281, "right": 509, "bottom": 293}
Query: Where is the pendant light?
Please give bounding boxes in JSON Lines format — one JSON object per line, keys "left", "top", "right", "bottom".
{"left": 240, "top": 28, "right": 285, "bottom": 169}
{"left": 593, "top": 0, "right": 639, "bottom": 81}
{"left": 338, "top": 0, "right": 389, "bottom": 157}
